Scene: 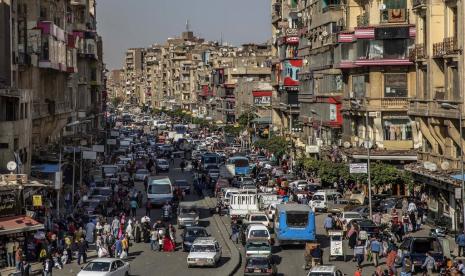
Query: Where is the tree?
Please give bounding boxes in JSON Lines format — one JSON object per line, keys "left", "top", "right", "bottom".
{"left": 254, "top": 136, "right": 289, "bottom": 160}
{"left": 237, "top": 111, "right": 257, "bottom": 129}
{"left": 110, "top": 96, "right": 124, "bottom": 108}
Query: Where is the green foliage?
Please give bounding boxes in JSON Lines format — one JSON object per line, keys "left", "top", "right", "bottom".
{"left": 237, "top": 111, "right": 257, "bottom": 128}
{"left": 224, "top": 125, "right": 242, "bottom": 136}
{"left": 254, "top": 136, "right": 289, "bottom": 159}
{"left": 110, "top": 96, "right": 124, "bottom": 108}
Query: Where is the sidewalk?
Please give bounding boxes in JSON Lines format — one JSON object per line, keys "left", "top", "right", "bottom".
{"left": 0, "top": 247, "right": 98, "bottom": 276}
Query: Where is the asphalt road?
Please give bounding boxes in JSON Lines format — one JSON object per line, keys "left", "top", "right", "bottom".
{"left": 58, "top": 159, "right": 232, "bottom": 276}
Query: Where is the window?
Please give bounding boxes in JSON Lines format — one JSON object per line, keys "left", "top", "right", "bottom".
{"left": 384, "top": 74, "right": 407, "bottom": 97}
{"left": 383, "top": 119, "right": 412, "bottom": 141}
{"left": 451, "top": 67, "right": 459, "bottom": 100}
{"left": 352, "top": 75, "right": 366, "bottom": 98}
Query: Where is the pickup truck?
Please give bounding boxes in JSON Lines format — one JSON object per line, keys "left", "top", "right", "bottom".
{"left": 229, "top": 192, "right": 259, "bottom": 218}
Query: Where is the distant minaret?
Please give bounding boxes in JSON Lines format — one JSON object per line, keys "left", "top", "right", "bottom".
{"left": 183, "top": 19, "right": 194, "bottom": 40}
{"left": 186, "top": 19, "right": 190, "bottom": 32}
{"left": 220, "top": 32, "right": 223, "bottom": 45}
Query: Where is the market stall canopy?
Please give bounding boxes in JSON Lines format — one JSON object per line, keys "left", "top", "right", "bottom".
{"left": 0, "top": 215, "right": 44, "bottom": 235}
{"left": 31, "top": 163, "right": 60, "bottom": 173}
{"left": 252, "top": 117, "right": 272, "bottom": 124}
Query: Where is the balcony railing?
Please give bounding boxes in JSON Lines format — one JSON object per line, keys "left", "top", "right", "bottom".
{"left": 380, "top": 97, "right": 410, "bottom": 108}
{"left": 444, "top": 37, "right": 459, "bottom": 55}
{"left": 357, "top": 12, "right": 369, "bottom": 27}
{"left": 433, "top": 37, "right": 460, "bottom": 58}
{"left": 409, "top": 44, "right": 427, "bottom": 61}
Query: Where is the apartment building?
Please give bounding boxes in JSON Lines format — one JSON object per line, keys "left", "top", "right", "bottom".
{"left": 107, "top": 69, "right": 125, "bottom": 99}
{"left": 297, "top": 0, "right": 343, "bottom": 150}
{"left": 124, "top": 48, "right": 145, "bottom": 104}
{"left": 337, "top": 0, "right": 418, "bottom": 162}
{"left": 271, "top": 0, "right": 303, "bottom": 134}
{"left": 0, "top": 0, "right": 104, "bottom": 173}
{"left": 0, "top": 0, "right": 33, "bottom": 173}
{"left": 405, "top": 0, "right": 465, "bottom": 230}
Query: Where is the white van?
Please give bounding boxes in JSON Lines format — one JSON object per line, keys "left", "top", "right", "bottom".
{"left": 308, "top": 190, "right": 341, "bottom": 212}
{"left": 147, "top": 177, "right": 173, "bottom": 206}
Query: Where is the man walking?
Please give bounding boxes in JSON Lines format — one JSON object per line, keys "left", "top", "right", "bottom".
{"left": 77, "top": 238, "right": 88, "bottom": 265}
{"left": 369, "top": 237, "right": 382, "bottom": 267}
{"left": 421, "top": 251, "right": 436, "bottom": 276}
{"left": 323, "top": 214, "right": 333, "bottom": 235}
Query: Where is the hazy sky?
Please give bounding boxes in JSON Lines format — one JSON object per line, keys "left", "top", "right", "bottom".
{"left": 97, "top": 0, "right": 271, "bottom": 69}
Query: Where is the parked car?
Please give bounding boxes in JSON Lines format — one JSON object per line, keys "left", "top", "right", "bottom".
{"left": 181, "top": 226, "right": 209, "bottom": 251}
{"left": 77, "top": 258, "right": 130, "bottom": 276}
{"left": 395, "top": 236, "right": 445, "bottom": 271}
{"left": 134, "top": 169, "right": 150, "bottom": 181}
{"left": 177, "top": 203, "right": 200, "bottom": 228}
{"left": 156, "top": 159, "right": 170, "bottom": 172}
{"left": 340, "top": 211, "right": 364, "bottom": 224}
{"left": 187, "top": 237, "right": 222, "bottom": 267}
{"left": 244, "top": 255, "right": 277, "bottom": 276}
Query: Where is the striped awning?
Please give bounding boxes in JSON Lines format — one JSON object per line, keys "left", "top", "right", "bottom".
{"left": 338, "top": 33, "right": 355, "bottom": 43}
{"left": 354, "top": 59, "right": 413, "bottom": 66}
{"left": 355, "top": 26, "right": 416, "bottom": 39}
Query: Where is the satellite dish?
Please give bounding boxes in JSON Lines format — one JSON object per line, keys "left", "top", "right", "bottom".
{"left": 423, "top": 161, "right": 437, "bottom": 172}
{"left": 297, "top": 12, "right": 303, "bottom": 17}
{"left": 7, "top": 161, "right": 17, "bottom": 172}
{"left": 441, "top": 161, "right": 450, "bottom": 170}
{"left": 343, "top": 141, "right": 351, "bottom": 148}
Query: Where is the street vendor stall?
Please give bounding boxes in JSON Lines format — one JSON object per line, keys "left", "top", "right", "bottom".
{"left": 328, "top": 230, "right": 345, "bottom": 261}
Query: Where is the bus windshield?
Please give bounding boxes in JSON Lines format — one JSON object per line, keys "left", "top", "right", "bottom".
{"left": 286, "top": 212, "right": 308, "bottom": 228}
{"left": 149, "top": 184, "right": 171, "bottom": 194}
{"left": 174, "top": 125, "right": 187, "bottom": 134}
{"left": 230, "top": 158, "right": 249, "bottom": 167}
{"left": 203, "top": 155, "right": 218, "bottom": 164}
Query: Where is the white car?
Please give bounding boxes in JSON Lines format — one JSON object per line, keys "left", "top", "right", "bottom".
{"left": 266, "top": 203, "right": 277, "bottom": 220}
{"left": 187, "top": 237, "right": 222, "bottom": 267}
{"left": 134, "top": 169, "right": 150, "bottom": 181}
{"left": 77, "top": 258, "right": 130, "bottom": 276}
{"left": 307, "top": 265, "right": 343, "bottom": 276}
{"left": 246, "top": 224, "right": 271, "bottom": 244}
{"left": 341, "top": 211, "right": 363, "bottom": 224}
{"left": 244, "top": 212, "right": 271, "bottom": 228}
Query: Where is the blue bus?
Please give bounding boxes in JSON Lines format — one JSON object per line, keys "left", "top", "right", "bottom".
{"left": 173, "top": 124, "right": 188, "bottom": 135}
{"left": 201, "top": 153, "right": 220, "bottom": 171}
{"left": 274, "top": 204, "right": 316, "bottom": 246}
{"left": 228, "top": 156, "right": 250, "bottom": 176}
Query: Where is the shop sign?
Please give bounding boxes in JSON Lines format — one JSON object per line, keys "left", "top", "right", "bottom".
{"left": 254, "top": 96, "right": 271, "bottom": 106}
{"left": 82, "top": 151, "right": 97, "bottom": 160}
{"left": 110, "top": 131, "right": 119, "bottom": 137}
{"left": 32, "top": 195, "right": 43, "bottom": 207}
{"left": 306, "top": 145, "right": 320, "bottom": 153}
{"left": 107, "top": 139, "right": 117, "bottom": 145}
{"left": 92, "top": 145, "right": 105, "bottom": 153}
{"left": 0, "top": 191, "right": 19, "bottom": 217}
{"left": 285, "top": 28, "right": 298, "bottom": 36}
{"left": 349, "top": 163, "right": 368, "bottom": 174}
{"left": 329, "top": 104, "right": 337, "bottom": 121}
{"left": 286, "top": 36, "right": 299, "bottom": 44}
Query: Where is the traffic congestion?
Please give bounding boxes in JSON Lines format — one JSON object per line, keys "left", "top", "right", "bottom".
{"left": 6, "top": 103, "right": 460, "bottom": 276}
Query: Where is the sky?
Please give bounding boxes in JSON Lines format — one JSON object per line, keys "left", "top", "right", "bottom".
{"left": 97, "top": 0, "right": 271, "bottom": 70}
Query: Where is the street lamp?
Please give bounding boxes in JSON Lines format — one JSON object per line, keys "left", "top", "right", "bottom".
{"left": 441, "top": 102, "right": 465, "bottom": 229}
{"left": 351, "top": 100, "right": 373, "bottom": 219}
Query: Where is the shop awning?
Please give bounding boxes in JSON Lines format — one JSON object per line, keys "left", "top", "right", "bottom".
{"left": 452, "top": 174, "right": 465, "bottom": 181}
{"left": 31, "top": 163, "right": 60, "bottom": 173}
{"left": 0, "top": 215, "right": 44, "bottom": 236}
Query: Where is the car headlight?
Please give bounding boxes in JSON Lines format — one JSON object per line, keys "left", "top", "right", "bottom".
{"left": 195, "top": 216, "right": 199, "bottom": 221}
{"left": 207, "top": 258, "right": 214, "bottom": 263}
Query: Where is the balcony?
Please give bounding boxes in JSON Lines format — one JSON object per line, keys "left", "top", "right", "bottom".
{"left": 409, "top": 43, "right": 427, "bottom": 61}
{"left": 357, "top": 12, "right": 369, "bottom": 27}
{"left": 433, "top": 37, "right": 460, "bottom": 58}
{"left": 380, "top": 97, "right": 410, "bottom": 109}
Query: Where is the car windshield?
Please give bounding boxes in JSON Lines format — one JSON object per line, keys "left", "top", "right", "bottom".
{"left": 176, "top": 181, "right": 189, "bottom": 186}
{"left": 251, "top": 216, "right": 268, "bottom": 222}
{"left": 191, "top": 245, "right": 216, "bottom": 252}
{"left": 91, "top": 189, "right": 112, "bottom": 196}
{"left": 250, "top": 230, "right": 269, "bottom": 238}
{"left": 158, "top": 160, "right": 168, "bottom": 165}
{"left": 83, "top": 261, "right": 110, "bottom": 271}
{"left": 149, "top": 184, "right": 171, "bottom": 194}
{"left": 309, "top": 273, "right": 334, "bottom": 276}
{"left": 137, "top": 169, "right": 148, "bottom": 174}
{"left": 246, "top": 243, "right": 270, "bottom": 251}
{"left": 246, "top": 258, "right": 270, "bottom": 268}
{"left": 186, "top": 229, "right": 207, "bottom": 238}
{"left": 181, "top": 208, "right": 197, "bottom": 215}
{"left": 412, "top": 239, "right": 442, "bottom": 253}
{"left": 313, "top": 195, "right": 324, "bottom": 201}
{"left": 345, "top": 213, "right": 361, "bottom": 219}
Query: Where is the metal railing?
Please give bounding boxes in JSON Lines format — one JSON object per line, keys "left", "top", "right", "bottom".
{"left": 409, "top": 43, "right": 427, "bottom": 61}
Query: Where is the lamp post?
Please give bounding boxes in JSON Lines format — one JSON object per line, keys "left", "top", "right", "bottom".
{"left": 351, "top": 100, "right": 373, "bottom": 219}
{"left": 441, "top": 102, "right": 465, "bottom": 230}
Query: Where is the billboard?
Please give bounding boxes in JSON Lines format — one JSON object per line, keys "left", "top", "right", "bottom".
{"left": 281, "top": 59, "right": 302, "bottom": 87}
{"left": 252, "top": 91, "right": 272, "bottom": 107}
